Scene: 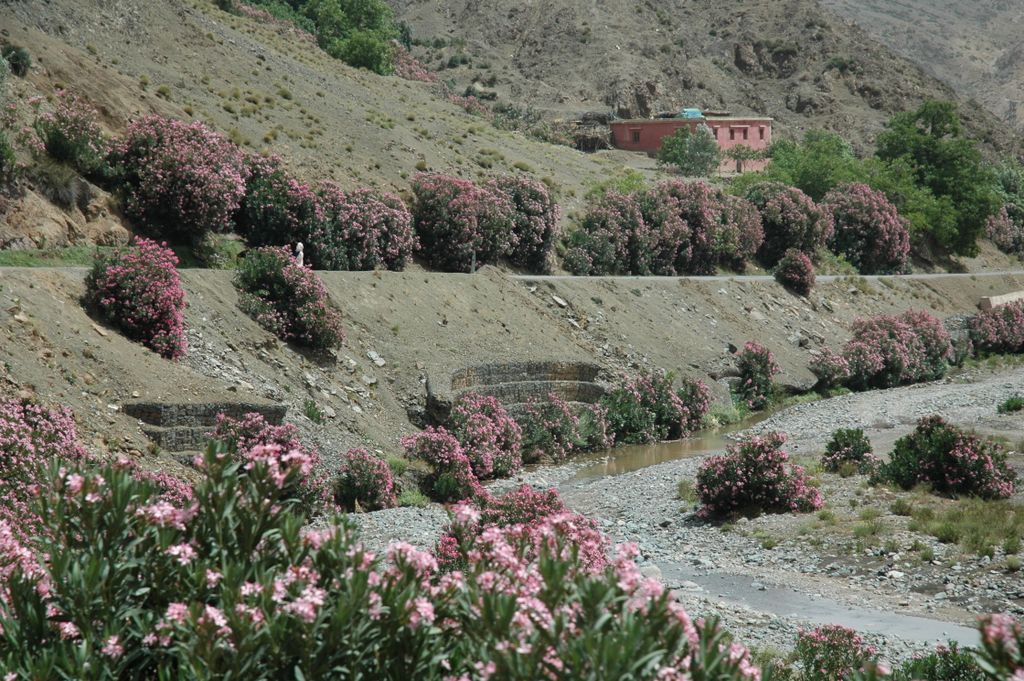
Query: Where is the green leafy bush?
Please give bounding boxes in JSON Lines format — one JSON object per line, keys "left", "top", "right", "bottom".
{"left": 891, "top": 642, "right": 984, "bottom": 681}
{"left": 656, "top": 124, "right": 720, "bottom": 176}
{"left": 998, "top": 394, "right": 1024, "bottom": 414}
{"left": 600, "top": 371, "right": 710, "bottom": 445}
{"left": 821, "top": 428, "right": 877, "bottom": 474}
{"left": 1, "top": 45, "right": 31, "bottom": 77}
{"left": 794, "top": 625, "right": 877, "bottom": 680}
{"left": 876, "top": 416, "right": 1016, "bottom": 499}
{"left": 234, "top": 246, "right": 344, "bottom": 349}
{"left": 736, "top": 341, "right": 779, "bottom": 410}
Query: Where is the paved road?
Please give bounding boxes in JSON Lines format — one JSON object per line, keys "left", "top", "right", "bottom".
{"left": 509, "top": 270, "right": 1024, "bottom": 283}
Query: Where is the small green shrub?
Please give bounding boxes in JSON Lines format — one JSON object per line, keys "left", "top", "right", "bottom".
{"left": 1, "top": 45, "right": 31, "bottom": 77}
{"left": 398, "top": 488, "right": 428, "bottom": 507}
{"left": 821, "top": 428, "right": 877, "bottom": 474}
{"left": 735, "top": 342, "right": 779, "bottom": 411}
{"left": 794, "top": 624, "right": 877, "bottom": 680}
{"left": 998, "top": 394, "right": 1024, "bottom": 414}
{"left": 891, "top": 642, "right": 983, "bottom": 681}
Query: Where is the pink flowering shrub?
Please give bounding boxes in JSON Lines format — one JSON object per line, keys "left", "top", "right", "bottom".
{"left": 84, "top": 237, "right": 188, "bottom": 360}
{"left": 0, "top": 399, "right": 89, "bottom": 541}
{"left": 986, "top": 204, "right": 1024, "bottom": 256}
{"left": 565, "top": 181, "right": 763, "bottom": 275}
{"left": 978, "top": 613, "right": 1024, "bottom": 679}
{"left": 696, "top": 432, "right": 823, "bottom": 517}
{"left": 393, "top": 46, "right": 438, "bottom": 83}
{"left": 745, "top": 182, "right": 834, "bottom": 266}
{"left": 235, "top": 155, "right": 324, "bottom": 250}
{"left": 436, "top": 487, "right": 608, "bottom": 573}
{"left": 773, "top": 248, "right": 815, "bottom": 296}
{"left": 876, "top": 415, "right": 1016, "bottom": 500}
{"left": 811, "top": 310, "right": 954, "bottom": 391}
{"left": 795, "top": 625, "right": 878, "bottom": 681}
{"left": 401, "top": 426, "right": 483, "bottom": 502}
{"left": 970, "top": 301, "right": 1024, "bottom": 355}
{"left": 519, "top": 393, "right": 613, "bottom": 464}
{"left": 410, "top": 172, "right": 515, "bottom": 272}
{"left": 0, "top": 440, "right": 765, "bottom": 680}
{"left": 314, "top": 183, "right": 416, "bottom": 271}
{"left": 234, "top": 246, "right": 344, "bottom": 349}
{"left": 449, "top": 393, "right": 523, "bottom": 479}
{"left": 825, "top": 183, "right": 911, "bottom": 274}
{"left": 32, "top": 89, "right": 107, "bottom": 175}
{"left": 487, "top": 175, "right": 560, "bottom": 272}
{"left": 821, "top": 428, "right": 878, "bottom": 475}
{"left": 108, "top": 115, "right": 249, "bottom": 240}
{"left": 335, "top": 449, "right": 396, "bottom": 511}
{"left": 601, "top": 371, "right": 711, "bottom": 444}
{"left": 735, "top": 342, "right": 779, "bottom": 410}
{"left": 564, "top": 191, "right": 653, "bottom": 275}
{"left": 209, "top": 412, "right": 332, "bottom": 510}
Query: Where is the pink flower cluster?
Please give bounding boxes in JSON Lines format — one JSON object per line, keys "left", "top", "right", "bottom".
{"left": 234, "top": 246, "right": 345, "bottom": 349}
{"left": 209, "top": 412, "right": 332, "bottom": 509}
{"left": 745, "top": 182, "right": 833, "bottom": 266}
{"left": 402, "top": 426, "right": 483, "bottom": 502}
{"left": 335, "top": 448, "right": 397, "bottom": 511}
{"left": 987, "top": 204, "right": 1024, "bottom": 256}
{"left": 696, "top": 432, "right": 823, "bottom": 517}
{"left": 820, "top": 428, "right": 879, "bottom": 475}
{"left": 0, "top": 399, "right": 89, "bottom": 541}
{"left": 735, "top": 342, "right": 779, "bottom": 410}
{"left": 314, "top": 183, "right": 416, "bottom": 271}
{"left": 811, "top": 310, "right": 953, "bottom": 390}
{"left": 564, "top": 181, "right": 763, "bottom": 276}
{"left": 825, "top": 183, "right": 911, "bottom": 274}
{"left": 773, "top": 248, "right": 815, "bottom": 296}
{"left": 519, "top": 393, "right": 613, "bottom": 463}
{"left": 603, "top": 371, "right": 711, "bottom": 444}
{"left": 84, "top": 237, "right": 188, "bottom": 360}
{"left": 236, "top": 155, "right": 324, "bottom": 250}
{"left": 795, "top": 624, "right": 878, "bottom": 681}
{"left": 969, "top": 300, "right": 1024, "bottom": 355}
{"left": 393, "top": 46, "right": 439, "bottom": 83}
{"left": 410, "top": 172, "right": 516, "bottom": 272}
{"left": 487, "top": 175, "right": 560, "bottom": 272}
{"left": 449, "top": 393, "right": 523, "bottom": 480}
{"left": 233, "top": 2, "right": 317, "bottom": 44}
{"left": 979, "top": 613, "right": 1024, "bottom": 677}
{"left": 109, "top": 115, "right": 249, "bottom": 240}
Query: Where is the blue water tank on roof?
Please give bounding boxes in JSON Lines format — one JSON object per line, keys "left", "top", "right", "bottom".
{"left": 681, "top": 108, "right": 703, "bottom": 119}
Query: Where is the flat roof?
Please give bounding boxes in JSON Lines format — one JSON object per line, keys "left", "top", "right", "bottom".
{"left": 612, "top": 116, "right": 773, "bottom": 124}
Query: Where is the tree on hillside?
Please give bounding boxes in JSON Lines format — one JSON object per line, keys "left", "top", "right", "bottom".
{"left": 657, "top": 125, "right": 720, "bottom": 177}
{"left": 875, "top": 100, "right": 999, "bottom": 255}
{"left": 763, "top": 130, "right": 861, "bottom": 201}
{"left": 724, "top": 144, "right": 762, "bottom": 174}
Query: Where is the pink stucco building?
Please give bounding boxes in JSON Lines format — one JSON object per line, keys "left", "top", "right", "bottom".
{"left": 609, "top": 114, "right": 773, "bottom": 173}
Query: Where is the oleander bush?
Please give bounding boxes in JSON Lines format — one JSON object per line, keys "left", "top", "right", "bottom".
{"left": 32, "top": 89, "right": 107, "bottom": 176}
{"left": 986, "top": 204, "right": 1024, "bottom": 256}
{"left": 84, "top": 237, "right": 188, "bottom": 359}
{"left": 448, "top": 393, "right": 523, "bottom": 480}
{"left": 810, "top": 310, "right": 954, "bottom": 391}
{"left": 821, "top": 428, "right": 878, "bottom": 475}
{"left": 518, "top": 393, "right": 612, "bottom": 463}
{"left": 774, "top": 248, "right": 816, "bottom": 296}
{"left": 794, "top": 625, "right": 878, "bottom": 681}
{"left": 824, "top": 183, "right": 911, "bottom": 274}
{"left": 745, "top": 182, "right": 834, "bottom": 266}
{"left": 0, "top": 399, "right": 89, "bottom": 540}
{"left": 410, "top": 172, "right": 514, "bottom": 272}
{"left": 0, "top": 435, "right": 767, "bottom": 680}
{"left": 315, "top": 183, "right": 415, "bottom": 271}
{"left": 735, "top": 341, "right": 779, "bottom": 410}
{"left": 108, "top": 115, "right": 249, "bottom": 241}
{"left": 487, "top": 174, "right": 559, "bottom": 272}
{"left": 876, "top": 416, "right": 1016, "bottom": 499}
{"left": 891, "top": 642, "right": 983, "bottom": 681}
{"left": 235, "top": 155, "right": 323, "bottom": 250}
{"left": 234, "top": 246, "right": 344, "bottom": 349}
{"left": 969, "top": 300, "right": 1024, "bottom": 355}
{"left": 335, "top": 448, "right": 397, "bottom": 511}
{"left": 601, "top": 371, "right": 711, "bottom": 444}
{"left": 209, "top": 411, "right": 332, "bottom": 510}
{"left": 401, "top": 426, "right": 482, "bottom": 502}
{"left": 695, "top": 432, "right": 823, "bottom": 517}
{"left": 977, "top": 613, "right": 1024, "bottom": 679}
{"left": 563, "top": 190, "right": 650, "bottom": 275}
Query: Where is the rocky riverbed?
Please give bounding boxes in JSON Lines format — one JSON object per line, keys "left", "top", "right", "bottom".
{"left": 354, "top": 364, "right": 1024, "bottom": 663}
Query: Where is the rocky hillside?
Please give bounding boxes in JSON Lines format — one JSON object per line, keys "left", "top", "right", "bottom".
{"left": 389, "top": 0, "right": 1018, "bottom": 154}
{"left": 820, "top": 0, "right": 1024, "bottom": 136}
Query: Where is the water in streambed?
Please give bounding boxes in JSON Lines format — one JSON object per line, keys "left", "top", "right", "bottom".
{"left": 564, "top": 407, "right": 980, "bottom": 647}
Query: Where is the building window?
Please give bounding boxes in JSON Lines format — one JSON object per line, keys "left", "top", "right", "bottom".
{"left": 742, "top": 128, "right": 748, "bottom": 140}
{"left": 729, "top": 128, "right": 735, "bottom": 141}
{"left": 759, "top": 127, "right": 765, "bottom": 140}
{"left": 631, "top": 130, "right": 641, "bottom": 143}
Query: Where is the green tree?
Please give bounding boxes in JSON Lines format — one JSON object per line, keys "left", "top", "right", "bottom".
{"left": 724, "top": 144, "right": 762, "bottom": 174}
{"left": 657, "top": 125, "right": 720, "bottom": 176}
{"left": 876, "top": 100, "right": 999, "bottom": 255}
{"left": 763, "top": 130, "right": 861, "bottom": 200}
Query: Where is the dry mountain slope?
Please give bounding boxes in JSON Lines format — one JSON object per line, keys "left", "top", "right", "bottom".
{"left": 0, "top": 0, "right": 630, "bottom": 214}
{"left": 390, "top": 0, "right": 1018, "bottom": 154}
{"left": 821, "top": 0, "right": 1024, "bottom": 135}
